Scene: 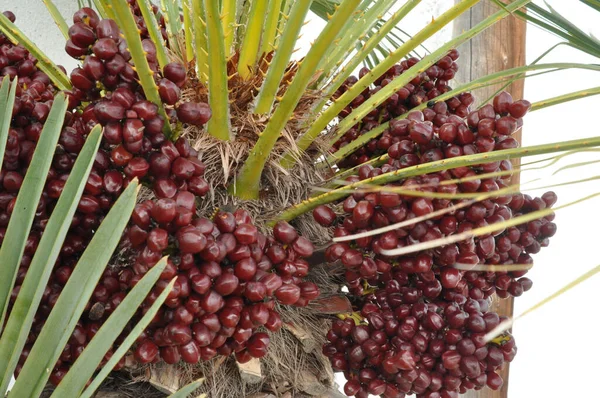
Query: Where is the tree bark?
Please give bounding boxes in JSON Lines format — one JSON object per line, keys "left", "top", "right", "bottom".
{"left": 452, "top": 2, "right": 527, "bottom": 398}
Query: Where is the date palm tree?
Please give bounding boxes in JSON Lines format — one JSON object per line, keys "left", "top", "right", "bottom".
{"left": 0, "top": 0, "right": 598, "bottom": 397}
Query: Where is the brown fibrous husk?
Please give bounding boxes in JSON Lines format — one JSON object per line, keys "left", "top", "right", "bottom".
{"left": 177, "top": 53, "right": 331, "bottom": 245}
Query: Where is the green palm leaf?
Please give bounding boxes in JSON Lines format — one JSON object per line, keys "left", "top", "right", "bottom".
{"left": 0, "top": 14, "right": 71, "bottom": 90}
{"left": 80, "top": 278, "right": 176, "bottom": 398}
{"left": 167, "top": 378, "right": 206, "bottom": 398}
{"left": 9, "top": 180, "right": 139, "bottom": 398}
{"left": 507, "top": 0, "right": 600, "bottom": 58}
{"left": 0, "top": 76, "right": 16, "bottom": 178}
{"left": 0, "top": 125, "right": 102, "bottom": 396}
{"left": 0, "top": 93, "right": 68, "bottom": 335}
{"left": 52, "top": 257, "right": 170, "bottom": 397}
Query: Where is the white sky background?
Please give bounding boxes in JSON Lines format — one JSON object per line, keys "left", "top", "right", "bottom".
{"left": 3, "top": 0, "right": 600, "bottom": 397}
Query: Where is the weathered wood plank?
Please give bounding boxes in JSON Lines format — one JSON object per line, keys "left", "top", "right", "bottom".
{"left": 453, "top": 2, "right": 526, "bottom": 398}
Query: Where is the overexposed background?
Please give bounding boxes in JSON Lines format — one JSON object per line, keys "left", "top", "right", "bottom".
{"left": 4, "top": 0, "right": 600, "bottom": 397}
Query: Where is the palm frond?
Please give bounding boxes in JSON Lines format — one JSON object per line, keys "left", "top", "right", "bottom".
{"left": 310, "top": 0, "right": 419, "bottom": 66}
{"left": 237, "top": 0, "right": 270, "bottom": 79}
{"left": 0, "top": 126, "right": 102, "bottom": 395}
{"left": 0, "top": 93, "right": 67, "bottom": 337}
{"left": 42, "top": 0, "right": 69, "bottom": 39}
{"left": 51, "top": 258, "right": 170, "bottom": 397}
{"left": 9, "top": 180, "right": 139, "bottom": 398}
{"left": 514, "top": 0, "right": 600, "bottom": 58}
{"left": 287, "top": 0, "right": 479, "bottom": 166}
{"left": 0, "top": 14, "right": 71, "bottom": 90}
{"left": 275, "top": 135, "right": 600, "bottom": 222}
{"left": 137, "top": 0, "right": 170, "bottom": 69}
{"left": 80, "top": 277, "right": 175, "bottom": 398}
{"left": 252, "top": 0, "right": 314, "bottom": 114}
{"left": 232, "top": 0, "right": 363, "bottom": 198}
{"left": 0, "top": 76, "right": 15, "bottom": 184}
{"left": 581, "top": 0, "right": 600, "bottom": 13}
{"left": 161, "top": 0, "right": 184, "bottom": 57}
{"left": 204, "top": 0, "right": 232, "bottom": 140}
{"left": 111, "top": 0, "right": 173, "bottom": 138}
{"left": 485, "top": 263, "right": 600, "bottom": 342}
{"left": 327, "top": 62, "right": 600, "bottom": 164}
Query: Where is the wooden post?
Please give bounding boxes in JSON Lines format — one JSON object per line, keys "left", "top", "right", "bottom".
{"left": 453, "top": 2, "right": 526, "bottom": 398}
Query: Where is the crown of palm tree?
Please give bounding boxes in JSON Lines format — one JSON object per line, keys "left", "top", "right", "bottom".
{"left": 0, "top": 0, "right": 598, "bottom": 397}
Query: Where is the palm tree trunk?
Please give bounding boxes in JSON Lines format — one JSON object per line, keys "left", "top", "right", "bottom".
{"left": 453, "top": 2, "right": 527, "bottom": 397}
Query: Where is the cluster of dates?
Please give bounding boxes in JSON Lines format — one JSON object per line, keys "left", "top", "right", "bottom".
{"left": 0, "top": 6, "right": 321, "bottom": 385}
{"left": 332, "top": 50, "right": 475, "bottom": 167}
{"left": 325, "top": 291, "right": 515, "bottom": 398}
{"left": 124, "top": 209, "right": 319, "bottom": 366}
{"left": 315, "top": 88, "right": 557, "bottom": 397}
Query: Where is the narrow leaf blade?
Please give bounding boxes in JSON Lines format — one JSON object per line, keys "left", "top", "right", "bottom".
{"left": 161, "top": 0, "right": 184, "bottom": 57}
{"left": 203, "top": 0, "right": 231, "bottom": 140}
{"left": 168, "top": 378, "right": 206, "bottom": 398}
{"left": 237, "top": 0, "right": 269, "bottom": 79}
{"left": 274, "top": 135, "right": 600, "bottom": 223}
{"left": 253, "top": 0, "right": 313, "bottom": 114}
{"left": 286, "top": 0, "right": 476, "bottom": 167}
{"left": 9, "top": 180, "right": 139, "bottom": 398}
{"left": 0, "top": 93, "right": 67, "bottom": 335}
{"left": 111, "top": 0, "right": 173, "bottom": 138}
{"left": 52, "top": 257, "right": 169, "bottom": 398}
{"left": 81, "top": 278, "right": 175, "bottom": 398}
{"left": 42, "top": 0, "right": 70, "bottom": 39}
{"left": 137, "top": 0, "right": 170, "bottom": 69}
{"left": 0, "top": 76, "right": 16, "bottom": 176}
{"left": 233, "top": 0, "right": 363, "bottom": 199}
{"left": 0, "top": 125, "right": 102, "bottom": 396}
{"left": 485, "top": 263, "right": 600, "bottom": 342}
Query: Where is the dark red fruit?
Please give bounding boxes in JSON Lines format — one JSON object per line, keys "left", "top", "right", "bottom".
{"left": 273, "top": 221, "right": 298, "bottom": 244}
{"left": 275, "top": 285, "right": 301, "bottom": 305}
{"left": 134, "top": 340, "right": 159, "bottom": 363}
{"left": 158, "top": 78, "right": 181, "bottom": 105}
{"left": 164, "top": 62, "right": 187, "bottom": 86}
{"left": 92, "top": 38, "right": 118, "bottom": 60}
{"left": 176, "top": 102, "right": 211, "bottom": 126}
{"left": 313, "top": 205, "right": 336, "bottom": 227}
